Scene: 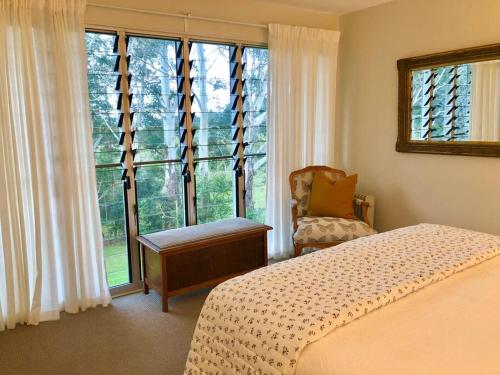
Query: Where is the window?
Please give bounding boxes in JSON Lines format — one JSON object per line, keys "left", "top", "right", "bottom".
{"left": 86, "top": 31, "right": 268, "bottom": 290}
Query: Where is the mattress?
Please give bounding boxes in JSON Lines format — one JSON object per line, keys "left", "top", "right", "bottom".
{"left": 297, "top": 252, "right": 500, "bottom": 375}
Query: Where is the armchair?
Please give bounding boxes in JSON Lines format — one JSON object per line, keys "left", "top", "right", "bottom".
{"left": 290, "top": 166, "right": 377, "bottom": 256}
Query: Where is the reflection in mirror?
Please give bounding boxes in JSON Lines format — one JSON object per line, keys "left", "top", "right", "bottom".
{"left": 410, "top": 59, "right": 500, "bottom": 142}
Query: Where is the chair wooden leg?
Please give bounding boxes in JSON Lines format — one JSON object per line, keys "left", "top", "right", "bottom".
{"left": 294, "top": 244, "right": 303, "bottom": 257}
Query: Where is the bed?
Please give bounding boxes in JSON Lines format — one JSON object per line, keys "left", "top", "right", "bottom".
{"left": 184, "top": 224, "right": 500, "bottom": 375}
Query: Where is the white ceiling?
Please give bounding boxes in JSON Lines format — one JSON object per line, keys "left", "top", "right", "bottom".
{"left": 257, "top": 0, "right": 394, "bottom": 15}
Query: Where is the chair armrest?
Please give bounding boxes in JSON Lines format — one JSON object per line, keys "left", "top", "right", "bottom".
{"left": 291, "top": 199, "right": 299, "bottom": 231}
{"left": 353, "top": 193, "right": 375, "bottom": 227}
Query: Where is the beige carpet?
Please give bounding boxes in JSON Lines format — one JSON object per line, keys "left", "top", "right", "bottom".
{"left": 0, "top": 289, "right": 210, "bottom": 375}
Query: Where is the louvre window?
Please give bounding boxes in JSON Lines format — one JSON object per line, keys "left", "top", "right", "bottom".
{"left": 86, "top": 31, "right": 268, "bottom": 289}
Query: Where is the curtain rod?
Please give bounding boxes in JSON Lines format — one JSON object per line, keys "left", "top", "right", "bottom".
{"left": 86, "top": 3, "right": 268, "bottom": 30}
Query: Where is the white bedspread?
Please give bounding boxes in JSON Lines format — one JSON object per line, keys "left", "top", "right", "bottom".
{"left": 184, "top": 224, "right": 500, "bottom": 375}
{"left": 296, "top": 252, "right": 500, "bottom": 375}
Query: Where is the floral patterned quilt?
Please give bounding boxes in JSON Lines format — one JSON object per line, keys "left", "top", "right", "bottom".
{"left": 184, "top": 224, "right": 500, "bottom": 375}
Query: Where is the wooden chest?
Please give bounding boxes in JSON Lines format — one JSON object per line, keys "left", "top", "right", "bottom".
{"left": 136, "top": 218, "right": 272, "bottom": 312}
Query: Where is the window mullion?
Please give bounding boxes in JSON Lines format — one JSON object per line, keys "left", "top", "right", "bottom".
{"left": 177, "top": 37, "right": 197, "bottom": 225}
{"left": 426, "top": 70, "right": 436, "bottom": 141}
{"left": 117, "top": 31, "right": 141, "bottom": 286}
{"left": 449, "top": 65, "right": 458, "bottom": 141}
{"left": 231, "top": 45, "right": 246, "bottom": 217}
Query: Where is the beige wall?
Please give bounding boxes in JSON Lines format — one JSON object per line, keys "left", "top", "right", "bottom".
{"left": 85, "top": 0, "right": 340, "bottom": 44}
{"left": 338, "top": 0, "right": 500, "bottom": 235}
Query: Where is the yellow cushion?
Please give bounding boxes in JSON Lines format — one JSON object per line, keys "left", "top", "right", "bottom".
{"left": 307, "top": 173, "right": 357, "bottom": 219}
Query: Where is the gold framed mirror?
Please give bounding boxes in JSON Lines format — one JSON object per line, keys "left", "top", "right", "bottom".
{"left": 397, "top": 43, "right": 500, "bottom": 157}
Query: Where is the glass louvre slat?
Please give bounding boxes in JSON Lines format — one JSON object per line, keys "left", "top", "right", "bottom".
{"left": 193, "top": 126, "right": 233, "bottom": 158}
{"left": 243, "top": 96, "right": 267, "bottom": 112}
{"left": 245, "top": 142, "right": 266, "bottom": 155}
{"left": 190, "top": 94, "right": 231, "bottom": 112}
{"left": 87, "top": 74, "right": 117, "bottom": 92}
{"left": 93, "top": 152, "right": 123, "bottom": 165}
{"left": 90, "top": 111, "right": 121, "bottom": 126}
{"left": 245, "top": 125, "right": 267, "bottom": 143}
{"left": 129, "top": 93, "right": 178, "bottom": 101}
{"left": 128, "top": 84, "right": 178, "bottom": 96}
{"left": 191, "top": 112, "right": 232, "bottom": 129}
{"left": 130, "top": 111, "right": 179, "bottom": 116}
{"left": 92, "top": 132, "right": 122, "bottom": 149}
{"left": 86, "top": 61, "right": 118, "bottom": 75}
{"left": 194, "top": 145, "right": 233, "bottom": 159}
{"left": 89, "top": 93, "right": 120, "bottom": 111}
{"left": 133, "top": 129, "right": 181, "bottom": 148}
{"left": 243, "top": 114, "right": 267, "bottom": 130}
{"left": 134, "top": 149, "right": 181, "bottom": 163}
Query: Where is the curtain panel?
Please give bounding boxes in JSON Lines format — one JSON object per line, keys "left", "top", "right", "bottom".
{"left": 0, "top": 0, "right": 110, "bottom": 330}
{"left": 471, "top": 60, "right": 500, "bottom": 141}
{"left": 266, "top": 24, "right": 340, "bottom": 258}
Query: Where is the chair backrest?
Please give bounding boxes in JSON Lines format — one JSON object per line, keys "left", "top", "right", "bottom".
{"left": 289, "top": 166, "right": 346, "bottom": 217}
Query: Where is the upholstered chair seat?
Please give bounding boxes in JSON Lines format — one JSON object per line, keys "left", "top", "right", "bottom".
{"left": 293, "top": 216, "right": 377, "bottom": 245}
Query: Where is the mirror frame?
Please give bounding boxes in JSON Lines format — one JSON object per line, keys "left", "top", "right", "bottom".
{"left": 397, "top": 43, "right": 500, "bottom": 157}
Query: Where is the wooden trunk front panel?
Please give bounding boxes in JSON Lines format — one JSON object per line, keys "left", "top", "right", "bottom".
{"left": 166, "top": 235, "right": 265, "bottom": 292}
{"left": 145, "top": 249, "right": 163, "bottom": 295}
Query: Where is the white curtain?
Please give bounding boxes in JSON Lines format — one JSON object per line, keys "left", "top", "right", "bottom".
{"left": 266, "top": 24, "right": 340, "bottom": 258}
{"left": 470, "top": 60, "right": 500, "bottom": 141}
{"left": 0, "top": 0, "right": 110, "bottom": 331}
